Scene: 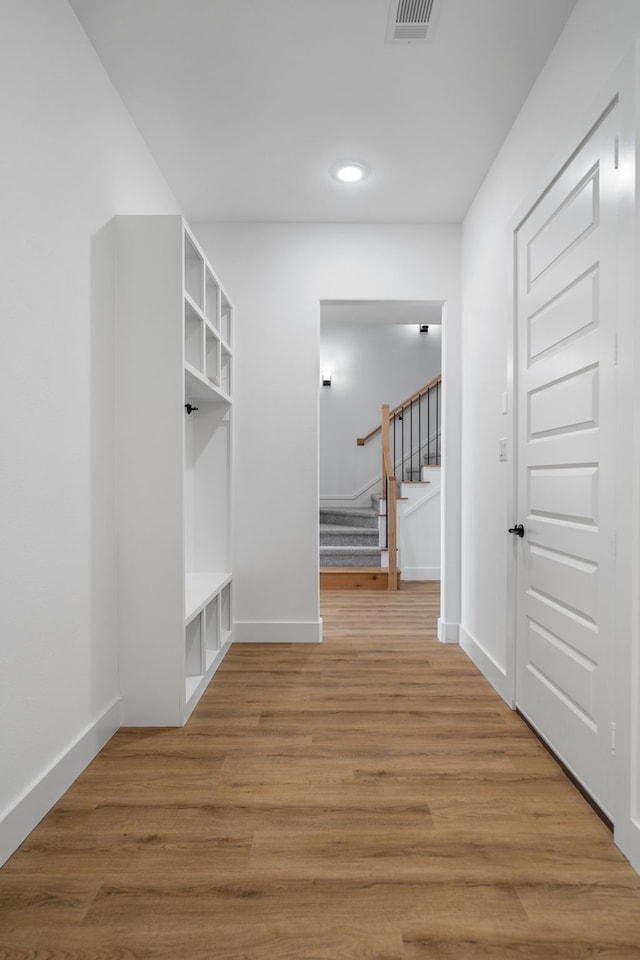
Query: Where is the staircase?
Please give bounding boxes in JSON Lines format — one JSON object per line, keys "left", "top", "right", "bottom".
{"left": 320, "top": 377, "right": 442, "bottom": 591}
{"left": 320, "top": 506, "right": 393, "bottom": 589}
{"left": 320, "top": 507, "right": 381, "bottom": 567}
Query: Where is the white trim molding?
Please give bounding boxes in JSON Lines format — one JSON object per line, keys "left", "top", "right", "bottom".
{"left": 437, "top": 618, "right": 459, "bottom": 645}
{"left": 403, "top": 565, "right": 440, "bottom": 581}
{"left": 459, "top": 625, "right": 512, "bottom": 706}
{"left": 0, "top": 697, "right": 121, "bottom": 868}
{"left": 320, "top": 472, "right": 381, "bottom": 504}
{"left": 233, "top": 619, "right": 323, "bottom": 643}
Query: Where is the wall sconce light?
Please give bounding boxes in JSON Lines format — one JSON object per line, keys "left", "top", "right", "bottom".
{"left": 419, "top": 324, "right": 429, "bottom": 333}
{"left": 322, "top": 371, "right": 332, "bottom": 386}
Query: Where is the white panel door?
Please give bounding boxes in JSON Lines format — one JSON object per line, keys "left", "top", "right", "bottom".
{"left": 514, "top": 104, "right": 620, "bottom": 817}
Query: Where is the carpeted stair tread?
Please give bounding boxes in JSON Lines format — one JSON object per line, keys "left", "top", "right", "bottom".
{"left": 320, "top": 544, "right": 382, "bottom": 567}
{"left": 319, "top": 507, "right": 381, "bottom": 567}
{"left": 319, "top": 507, "right": 378, "bottom": 529}
{"left": 320, "top": 524, "right": 379, "bottom": 546}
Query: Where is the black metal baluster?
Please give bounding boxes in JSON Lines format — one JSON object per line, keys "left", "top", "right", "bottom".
{"left": 393, "top": 412, "right": 396, "bottom": 478}
{"left": 410, "top": 400, "right": 414, "bottom": 481}
{"left": 385, "top": 475, "right": 389, "bottom": 548}
{"left": 418, "top": 394, "right": 422, "bottom": 478}
{"left": 436, "top": 381, "right": 440, "bottom": 464}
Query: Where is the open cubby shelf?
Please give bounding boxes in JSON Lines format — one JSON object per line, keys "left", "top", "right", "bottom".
{"left": 185, "top": 362, "right": 231, "bottom": 404}
{"left": 185, "top": 572, "right": 232, "bottom": 625}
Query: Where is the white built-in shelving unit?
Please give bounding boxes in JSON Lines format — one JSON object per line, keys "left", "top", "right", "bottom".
{"left": 116, "top": 215, "right": 233, "bottom": 725}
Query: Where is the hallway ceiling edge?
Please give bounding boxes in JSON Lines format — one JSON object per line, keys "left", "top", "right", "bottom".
{"left": 69, "top": 0, "right": 577, "bottom": 224}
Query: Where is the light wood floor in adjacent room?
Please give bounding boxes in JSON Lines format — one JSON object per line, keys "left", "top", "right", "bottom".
{"left": 2, "top": 582, "right": 640, "bottom": 959}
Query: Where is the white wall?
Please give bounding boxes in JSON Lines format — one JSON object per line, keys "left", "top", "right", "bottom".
{"left": 320, "top": 321, "right": 441, "bottom": 504}
{"left": 0, "top": 0, "right": 180, "bottom": 864}
{"left": 459, "top": 0, "right": 640, "bottom": 868}
{"left": 193, "top": 223, "right": 460, "bottom": 643}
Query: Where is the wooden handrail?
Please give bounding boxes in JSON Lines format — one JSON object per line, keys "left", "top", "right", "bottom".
{"left": 381, "top": 404, "right": 391, "bottom": 498}
{"left": 356, "top": 374, "right": 442, "bottom": 446}
{"left": 381, "top": 404, "right": 398, "bottom": 591}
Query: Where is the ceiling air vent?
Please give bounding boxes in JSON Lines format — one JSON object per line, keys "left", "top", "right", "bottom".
{"left": 386, "top": 0, "right": 439, "bottom": 44}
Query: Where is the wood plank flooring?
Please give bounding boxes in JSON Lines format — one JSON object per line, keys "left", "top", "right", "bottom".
{"left": 2, "top": 582, "right": 640, "bottom": 958}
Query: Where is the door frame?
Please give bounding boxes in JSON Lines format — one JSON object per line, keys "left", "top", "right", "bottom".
{"left": 317, "top": 294, "right": 462, "bottom": 639}
{"left": 506, "top": 49, "right": 638, "bottom": 864}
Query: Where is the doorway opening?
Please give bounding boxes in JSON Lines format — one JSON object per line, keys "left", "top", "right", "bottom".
{"left": 319, "top": 299, "right": 443, "bottom": 590}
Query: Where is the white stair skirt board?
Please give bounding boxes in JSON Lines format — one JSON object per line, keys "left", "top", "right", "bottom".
{"left": 459, "top": 625, "right": 511, "bottom": 707}
{"left": 0, "top": 697, "right": 121, "bottom": 868}
{"left": 437, "top": 618, "right": 459, "bottom": 645}
{"left": 233, "top": 620, "right": 323, "bottom": 643}
{"left": 396, "top": 480, "right": 440, "bottom": 582}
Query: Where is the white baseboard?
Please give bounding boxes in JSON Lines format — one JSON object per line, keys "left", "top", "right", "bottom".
{"left": 437, "top": 618, "right": 459, "bottom": 644}
{"left": 0, "top": 697, "right": 121, "bottom": 867}
{"left": 233, "top": 619, "right": 323, "bottom": 643}
{"left": 615, "top": 815, "right": 640, "bottom": 877}
{"left": 402, "top": 566, "right": 440, "bottom": 581}
{"left": 459, "top": 625, "right": 512, "bottom": 705}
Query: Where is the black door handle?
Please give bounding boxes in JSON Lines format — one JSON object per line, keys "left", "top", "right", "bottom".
{"left": 508, "top": 524, "right": 525, "bottom": 538}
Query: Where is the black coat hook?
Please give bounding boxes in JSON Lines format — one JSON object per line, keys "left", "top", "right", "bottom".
{"left": 185, "top": 403, "right": 199, "bottom": 415}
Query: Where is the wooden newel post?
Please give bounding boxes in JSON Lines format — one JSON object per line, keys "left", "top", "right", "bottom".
{"left": 381, "top": 404, "right": 398, "bottom": 591}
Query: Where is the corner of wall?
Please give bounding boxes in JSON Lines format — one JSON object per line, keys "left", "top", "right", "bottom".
{"left": 459, "top": 625, "right": 513, "bottom": 707}
{"left": 0, "top": 698, "right": 120, "bottom": 868}
{"left": 437, "top": 618, "right": 459, "bottom": 644}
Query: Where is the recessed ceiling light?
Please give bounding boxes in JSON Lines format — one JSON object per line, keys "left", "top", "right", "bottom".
{"left": 332, "top": 161, "right": 369, "bottom": 183}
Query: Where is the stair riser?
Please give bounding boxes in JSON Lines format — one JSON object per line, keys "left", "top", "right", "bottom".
{"left": 320, "top": 533, "right": 379, "bottom": 547}
{"left": 319, "top": 507, "right": 381, "bottom": 569}
{"left": 320, "top": 553, "right": 382, "bottom": 567}
{"left": 320, "top": 510, "right": 377, "bottom": 529}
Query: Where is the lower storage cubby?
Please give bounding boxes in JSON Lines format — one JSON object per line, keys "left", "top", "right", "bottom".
{"left": 184, "top": 577, "right": 232, "bottom": 706}
{"left": 205, "top": 595, "right": 220, "bottom": 666}
{"left": 221, "top": 582, "right": 231, "bottom": 644}
{"left": 185, "top": 614, "right": 203, "bottom": 700}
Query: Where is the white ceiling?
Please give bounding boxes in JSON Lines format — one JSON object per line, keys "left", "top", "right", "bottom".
{"left": 69, "top": 0, "right": 577, "bottom": 224}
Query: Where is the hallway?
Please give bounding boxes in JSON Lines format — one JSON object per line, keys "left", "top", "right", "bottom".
{"left": 1, "top": 583, "right": 640, "bottom": 958}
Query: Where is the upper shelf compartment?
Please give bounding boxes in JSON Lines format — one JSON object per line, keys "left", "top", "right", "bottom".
{"left": 221, "top": 290, "right": 232, "bottom": 348}
{"left": 205, "top": 268, "right": 220, "bottom": 329}
{"left": 183, "top": 224, "right": 232, "bottom": 406}
{"left": 184, "top": 363, "right": 231, "bottom": 405}
{"left": 184, "top": 232, "right": 204, "bottom": 310}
